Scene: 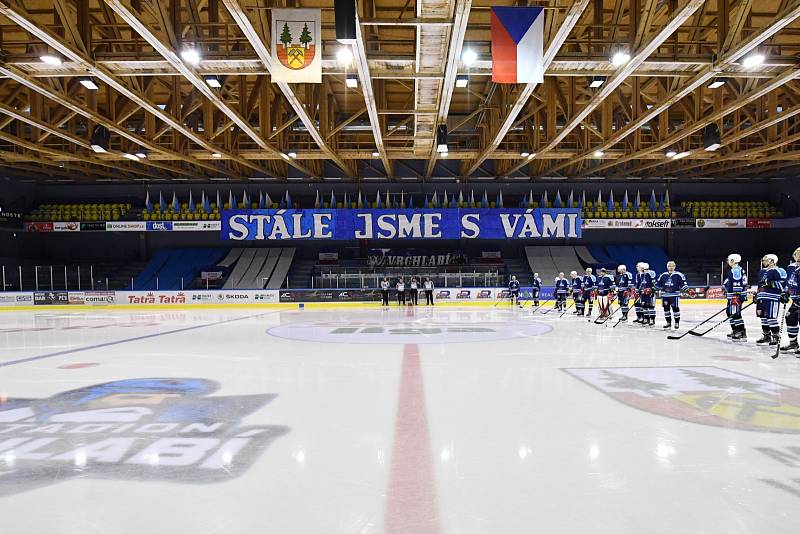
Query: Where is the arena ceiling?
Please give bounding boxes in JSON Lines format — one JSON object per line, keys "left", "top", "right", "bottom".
{"left": 0, "top": 0, "right": 799, "bottom": 183}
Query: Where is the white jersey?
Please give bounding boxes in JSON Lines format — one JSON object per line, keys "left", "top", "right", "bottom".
{"left": 380, "top": 281, "right": 390, "bottom": 290}
{"left": 410, "top": 281, "right": 418, "bottom": 289}
{"left": 424, "top": 281, "right": 433, "bottom": 290}
{"left": 396, "top": 282, "right": 405, "bottom": 291}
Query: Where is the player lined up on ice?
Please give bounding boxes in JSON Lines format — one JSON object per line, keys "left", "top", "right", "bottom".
{"left": 508, "top": 275, "right": 520, "bottom": 306}
{"left": 723, "top": 254, "right": 748, "bottom": 341}
{"left": 634, "top": 262, "right": 657, "bottom": 325}
{"left": 656, "top": 261, "right": 688, "bottom": 330}
{"left": 554, "top": 272, "right": 569, "bottom": 311}
{"left": 755, "top": 253, "right": 786, "bottom": 346}
{"left": 782, "top": 248, "right": 800, "bottom": 353}
{"left": 530, "top": 273, "right": 542, "bottom": 307}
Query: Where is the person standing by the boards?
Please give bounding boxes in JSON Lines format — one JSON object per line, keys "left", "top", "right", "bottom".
{"left": 380, "top": 276, "right": 390, "bottom": 307}
{"left": 396, "top": 277, "right": 406, "bottom": 306}
{"left": 424, "top": 277, "right": 435, "bottom": 305}
{"left": 410, "top": 277, "right": 419, "bottom": 306}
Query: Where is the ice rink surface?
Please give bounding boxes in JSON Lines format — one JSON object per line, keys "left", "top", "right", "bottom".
{"left": 1, "top": 302, "right": 799, "bottom": 534}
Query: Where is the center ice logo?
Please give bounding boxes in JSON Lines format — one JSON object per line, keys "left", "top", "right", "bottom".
{"left": 564, "top": 366, "right": 800, "bottom": 433}
{"left": 0, "top": 378, "right": 289, "bottom": 497}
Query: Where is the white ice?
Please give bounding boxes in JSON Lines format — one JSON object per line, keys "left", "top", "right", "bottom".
{"left": 0, "top": 303, "right": 799, "bottom": 533}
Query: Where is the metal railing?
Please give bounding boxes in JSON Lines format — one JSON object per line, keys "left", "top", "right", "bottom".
{"left": 313, "top": 271, "right": 503, "bottom": 289}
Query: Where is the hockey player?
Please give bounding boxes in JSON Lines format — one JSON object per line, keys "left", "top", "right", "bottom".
{"left": 722, "top": 254, "right": 748, "bottom": 341}
{"left": 633, "top": 263, "right": 645, "bottom": 323}
{"left": 509, "top": 275, "right": 521, "bottom": 307}
{"left": 781, "top": 247, "right": 800, "bottom": 354}
{"left": 554, "top": 272, "right": 569, "bottom": 311}
{"left": 531, "top": 273, "right": 542, "bottom": 307}
{"left": 570, "top": 271, "right": 583, "bottom": 314}
{"left": 617, "top": 265, "right": 633, "bottom": 321}
{"left": 754, "top": 254, "right": 786, "bottom": 345}
{"left": 656, "top": 261, "right": 687, "bottom": 330}
{"left": 581, "top": 267, "right": 597, "bottom": 317}
{"left": 596, "top": 268, "right": 616, "bottom": 318}
{"left": 639, "top": 263, "right": 657, "bottom": 326}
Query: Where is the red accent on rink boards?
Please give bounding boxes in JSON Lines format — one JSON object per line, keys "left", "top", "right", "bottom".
{"left": 57, "top": 362, "right": 100, "bottom": 369}
{"left": 384, "top": 344, "right": 440, "bottom": 534}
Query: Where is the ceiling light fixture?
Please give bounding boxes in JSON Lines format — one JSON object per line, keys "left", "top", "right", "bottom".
{"left": 455, "top": 74, "right": 468, "bottom": 88}
{"left": 211, "top": 152, "right": 222, "bottom": 158}
{"left": 345, "top": 74, "right": 358, "bottom": 88}
{"left": 436, "top": 124, "right": 449, "bottom": 154}
{"left": 79, "top": 77, "right": 99, "bottom": 90}
{"left": 665, "top": 149, "right": 677, "bottom": 158}
{"left": 610, "top": 51, "right": 631, "bottom": 67}
{"left": 742, "top": 53, "right": 765, "bottom": 69}
{"left": 204, "top": 75, "right": 222, "bottom": 88}
{"left": 180, "top": 48, "right": 201, "bottom": 65}
{"left": 589, "top": 77, "right": 605, "bottom": 88}
{"left": 672, "top": 151, "right": 690, "bottom": 159}
{"left": 123, "top": 153, "right": 140, "bottom": 161}
{"left": 461, "top": 49, "right": 478, "bottom": 67}
{"left": 287, "top": 151, "right": 297, "bottom": 159}
{"left": 707, "top": 79, "right": 725, "bottom": 89}
{"left": 337, "top": 47, "right": 354, "bottom": 66}
{"left": 593, "top": 150, "right": 605, "bottom": 158}
{"left": 40, "top": 54, "right": 62, "bottom": 66}
{"left": 371, "top": 151, "right": 380, "bottom": 157}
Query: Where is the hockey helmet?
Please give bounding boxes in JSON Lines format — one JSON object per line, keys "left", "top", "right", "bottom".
{"left": 727, "top": 253, "right": 741, "bottom": 264}
{"left": 641, "top": 262, "right": 650, "bottom": 270}
{"left": 763, "top": 254, "right": 778, "bottom": 264}
{"left": 570, "top": 270, "right": 577, "bottom": 277}
{"left": 618, "top": 264, "right": 627, "bottom": 273}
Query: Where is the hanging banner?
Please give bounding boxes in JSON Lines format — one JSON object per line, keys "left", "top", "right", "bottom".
{"left": 222, "top": 208, "right": 582, "bottom": 241}
{"left": 491, "top": 7, "right": 545, "bottom": 84}
{"left": 271, "top": 9, "right": 322, "bottom": 83}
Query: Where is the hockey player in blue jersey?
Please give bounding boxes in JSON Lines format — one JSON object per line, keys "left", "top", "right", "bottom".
{"left": 722, "top": 253, "right": 748, "bottom": 341}
{"left": 633, "top": 263, "right": 645, "bottom": 323}
{"left": 554, "top": 272, "right": 569, "bottom": 312}
{"left": 581, "top": 268, "right": 597, "bottom": 317}
{"left": 656, "top": 261, "right": 687, "bottom": 329}
{"left": 780, "top": 247, "right": 800, "bottom": 354}
{"left": 616, "top": 265, "right": 633, "bottom": 321}
{"left": 596, "top": 268, "right": 616, "bottom": 318}
{"left": 531, "top": 273, "right": 542, "bottom": 307}
{"left": 508, "top": 275, "right": 521, "bottom": 307}
{"left": 570, "top": 270, "right": 583, "bottom": 314}
{"left": 639, "top": 263, "right": 657, "bottom": 326}
{"left": 755, "top": 254, "right": 787, "bottom": 346}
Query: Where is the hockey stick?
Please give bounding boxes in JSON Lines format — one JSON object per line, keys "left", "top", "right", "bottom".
{"left": 687, "top": 300, "right": 756, "bottom": 337}
{"left": 559, "top": 299, "right": 577, "bottom": 317}
{"left": 532, "top": 294, "right": 557, "bottom": 314}
{"left": 541, "top": 294, "right": 566, "bottom": 315}
{"left": 595, "top": 298, "right": 620, "bottom": 324}
{"left": 667, "top": 303, "right": 741, "bottom": 340}
{"left": 771, "top": 300, "right": 788, "bottom": 359}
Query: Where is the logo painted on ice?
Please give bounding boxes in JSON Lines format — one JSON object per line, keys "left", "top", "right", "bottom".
{"left": 0, "top": 378, "right": 289, "bottom": 496}
{"left": 563, "top": 366, "right": 800, "bottom": 433}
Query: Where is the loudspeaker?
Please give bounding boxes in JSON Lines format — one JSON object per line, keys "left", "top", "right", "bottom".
{"left": 335, "top": 0, "right": 357, "bottom": 43}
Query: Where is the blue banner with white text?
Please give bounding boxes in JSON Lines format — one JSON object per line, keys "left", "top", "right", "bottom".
{"left": 221, "top": 208, "right": 582, "bottom": 240}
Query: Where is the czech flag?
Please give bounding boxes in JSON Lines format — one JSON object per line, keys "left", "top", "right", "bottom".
{"left": 491, "top": 7, "right": 545, "bottom": 84}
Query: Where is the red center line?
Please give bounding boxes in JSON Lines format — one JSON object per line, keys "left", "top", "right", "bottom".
{"left": 384, "top": 343, "right": 440, "bottom": 534}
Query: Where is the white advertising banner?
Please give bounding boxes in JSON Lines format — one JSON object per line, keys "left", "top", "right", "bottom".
{"left": 271, "top": 9, "right": 322, "bottom": 83}
{"left": 582, "top": 219, "right": 672, "bottom": 229}
{"left": 106, "top": 221, "right": 146, "bottom": 231}
{"left": 695, "top": 218, "right": 747, "bottom": 229}
{"left": 171, "top": 221, "right": 221, "bottom": 232}
{"left": 119, "top": 290, "right": 279, "bottom": 305}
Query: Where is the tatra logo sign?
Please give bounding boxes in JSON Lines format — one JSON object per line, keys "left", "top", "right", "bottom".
{"left": 222, "top": 209, "right": 582, "bottom": 241}
{"left": 564, "top": 366, "right": 800, "bottom": 433}
{"left": 0, "top": 378, "right": 288, "bottom": 496}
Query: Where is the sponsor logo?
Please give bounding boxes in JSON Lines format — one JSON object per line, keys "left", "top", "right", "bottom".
{"left": 68, "top": 293, "right": 85, "bottom": 305}
{"left": 456, "top": 290, "right": 471, "bottom": 299}
{"left": 497, "top": 290, "right": 511, "bottom": 299}
{"left": 564, "top": 366, "right": 800, "bottom": 433}
{"left": 0, "top": 295, "right": 16, "bottom": 303}
{"left": 107, "top": 221, "right": 146, "bottom": 232}
{"left": 15, "top": 294, "right": 32, "bottom": 303}
{"left": 696, "top": 219, "right": 747, "bottom": 229}
{"left": 747, "top": 218, "right": 773, "bottom": 229}
{"left": 147, "top": 221, "right": 173, "bottom": 232}
{"left": 24, "top": 222, "right": 54, "bottom": 232}
{"left": 477, "top": 290, "right": 493, "bottom": 299}
{"left": 192, "top": 294, "right": 213, "bottom": 301}
{"left": 268, "top": 319, "right": 552, "bottom": 344}
{"left": 436, "top": 290, "right": 451, "bottom": 299}
{"left": 172, "top": 221, "right": 221, "bottom": 232}
{"left": 127, "top": 292, "right": 187, "bottom": 304}
{"left": 0, "top": 378, "right": 288, "bottom": 496}
{"left": 217, "top": 293, "right": 248, "bottom": 301}
{"left": 645, "top": 220, "right": 671, "bottom": 229}
{"left": 84, "top": 291, "right": 115, "bottom": 305}
{"left": 80, "top": 221, "right": 107, "bottom": 231}
{"left": 54, "top": 221, "right": 80, "bottom": 232}
{"left": 33, "top": 291, "right": 69, "bottom": 305}
{"left": 705, "top": 287, "right": 725, "bottom": 299}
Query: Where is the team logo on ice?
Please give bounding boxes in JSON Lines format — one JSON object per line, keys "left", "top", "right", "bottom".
{"left": 564, "top": 366, "right": 800, "bottom": 433}
{"left": 0, "top": 378, "right": 289, "bottom": 496}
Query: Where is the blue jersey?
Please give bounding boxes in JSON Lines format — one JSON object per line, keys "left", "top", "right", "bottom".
{"left": 787, "top": 263, "right": 800, "bottom": 301}
{"left": 509, "top": 280, "right": 520, "bottom": 292}
{"left": 596, "top": 274, "right": 615, "bottom": 295}
{"left": 582, "top": 274, "right": 597, "bottom": 291}
{"left": 554, "top": 277, "right": 569, "bottom": 294}
{"left": 617, "top": 272, "right": 632, "bottom": 289}
{"left": 722, "top": 266, "right": 747, "bottom": 296}
{"left": 571, "top": 277, "right": 583, "bottom": 292}
{"left": 531, "top": 277, "right": 542, "bottom": 290}
{"left": 656, "top": 271, "right": 687, "bottom": 297}
{"left": 757, "top": 266, "right": 786, "bottom": 301}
